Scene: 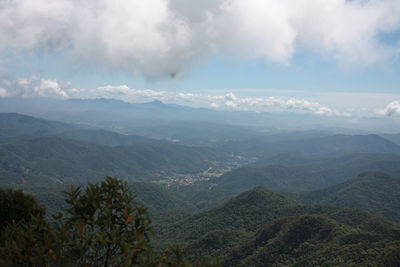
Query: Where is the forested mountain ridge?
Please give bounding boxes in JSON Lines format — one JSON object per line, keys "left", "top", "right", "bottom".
{"left": 0, "top": 112, "right": 77, "bottom": 138}
{"left": 27, "top": 180, "right": 199, "bottom": 217}
{"left": 220, "top": 133, "right": 400, "bottom": 157}
{"left": 128, "top": 182, "right": 199, "bottom": 215}
{"left": 216, "top": 152, "right": 400, "bottom": 193}
{"left": 224, "top": 214, "right": 400, "bottom": 266}
{"left": 160, "top": 187, "right": 299, "bottom": 241}
{"left": 157, "top": 187, "right": 300, "bottom": 255}
{"left": 0, "top": 112, "right": 155, "bottom": 146}
{"left": 0, "top": 135, "right": 225, "bottom": 187}
{"left": 157, "top": 186, "right": 400, "bottom": 266}
{"left": 0, "top": 111, "right": 269, "bottom": 147}
{"left": 1, "top": 112, "right": 400, "bottom": 266}
{"left": 299, "top": 171, "right": 400, "bottom": 222}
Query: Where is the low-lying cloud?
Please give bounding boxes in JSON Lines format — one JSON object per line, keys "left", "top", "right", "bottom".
{"left": 377, "top": 101, "right": 400, "bottom": 117}
{"left": 0, "top": 75, "right": 346, "bottom": 116}
{"left": 1, "top": 0, "right": 399, "bottom": 78}
{"left": 4, "top": 76, "right": 400, "bottom": 118}
{"left": 75, "top": 84, "right": 349, "bottom": 116}
{"left": 0, "top": 76, "right": 75, "bottom": 98}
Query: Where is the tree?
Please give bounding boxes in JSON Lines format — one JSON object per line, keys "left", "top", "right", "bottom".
{"left": 55, "top": 176, "right": 153, "bottom": 266}
{"left": 0, "top": 188, "right": 45, "bottom": 231}
{"left": 0, "top": 177, "right": 220, "bottom": 267}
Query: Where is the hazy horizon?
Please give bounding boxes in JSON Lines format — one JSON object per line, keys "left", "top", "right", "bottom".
{"left": 1, "top": 0, "right": 400, "bottom": 125}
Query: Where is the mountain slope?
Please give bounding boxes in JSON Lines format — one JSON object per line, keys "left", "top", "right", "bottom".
{"left": 162, "top": 187, "right": 299, "bottom": 241}
{"left": 224, "top": 215, "right": 400, "bottom": 267}
{"left": 0, "top": 113, "right": 154, "bottom": 146}
{"left": 295, "top": 134, "right": 400, "bottom": 155}
{"left": 128, "top": 182, "right": 198, "bottom": 214}
{"left": 0, "top": 135, "right": 224, "bottom": 187}
{"left": 157, "top": 187, "right": 299, "bottom": 254}
{"left": 29, "top": 181, "right": 198, "bottom": 217}
{"left": 157, "top": 187, "right": 400, "bottom": 262}
{"left": 300, "top": 171, "right": 400, "bottom": 222}
{"left": 380, "top": 133, "right": 400, "bottom": 146}
{"left": 216, "top": 153, "right": 400, "bottom": 193}
{"left": 0, "top": 113, "right": 76, "bottom": 138}
{"left": 222, "top": 134, "right": 400, "bottom": 157}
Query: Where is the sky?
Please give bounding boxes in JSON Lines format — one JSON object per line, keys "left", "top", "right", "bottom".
{"left": 0, "top": 0, "right": 400, "bottom": 118}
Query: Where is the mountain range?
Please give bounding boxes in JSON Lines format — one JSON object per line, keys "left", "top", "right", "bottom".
{"left": 157, "top": 186, "right": 400, "bottom": 266}
{"left": 216, "top": 152, "right": 400, "bottom": 193}
{"left": 0, "top": 113, "right": 227, "bottom": 189}
{"left": 300, "top": 171, "right": 400, "bottom": 222}
{"left": 2, "top": 111, "right": 400, "bottom": 266}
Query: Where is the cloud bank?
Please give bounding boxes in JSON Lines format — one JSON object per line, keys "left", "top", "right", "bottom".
{"left": 0, "top": 75, "right": 346, "bottom": 116}
{"left": 72, "top": 84, "right": 348, "bottom": 116}
{"left": 1, "top": 0, "right": 400, "bottom": 78}
{"left": 3, "top": 75, "right": 400, "bottom": 118}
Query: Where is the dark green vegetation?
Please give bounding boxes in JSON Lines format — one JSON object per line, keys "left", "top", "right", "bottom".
{"left": 128, "top": 182, "right": 199, "bottom": 224}
{"left": 224, "top": 215, "right": 400, "bottom": 266}
{"left": 24, "top": 181, "right": 199, "bottom": 217}
{"left": 300, "top": 171, "right": 400, "bottom": 222}
{"left": 2, "top": 184, "right": 400, "bottom": 267}
{"left": 170, "top": 185, "right": 239, "bottom": 211}
{"left": 0, "top": 113, "right": 233, "bottom": 221}
{"left": 4, "top": 179, "right": 399, "bottom": 266}
{"left": 0, "top": 177, "right": 220, "bottom": 266}
{"left": 157, "top": 187, "right": 400, "bottom": 266}
{"left": 159, "top": 187, "right": 299, "bottom": 244}
{"left": 0, "top": 188, "right": 45, "bottom": 231}
{"left": 217, "top": 153, "right": 400, "bottom": 193}
{"left": 0, "top": 135, "right": 222, "bottom": 186}
{"left": 2, "top": 111, "right": 400, "bottom": 266}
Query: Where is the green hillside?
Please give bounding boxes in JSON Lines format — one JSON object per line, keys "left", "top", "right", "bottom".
{"left": 160, "top": 187, "right": 299, "bottom": 241}
{"left": 224, "top": 215, "right": 400, "bottom": 266}
{"left": 300, "top": 171, "right": 400, "bottom": 222}
{"left": 0, "top": 135, "right": 224, "bottom": 187}
{"left": 0, "top": 113, "right": 75, "bottom": 138}
{"left": 157, "top": 187, "right": 299, "bottom": 255}
{"left": 172, "top": 185, "right": 240, "bottom": 210}
{"left": 157, "top": 186, "right": 400, "bottom": 266}
{"left": 128, "top": 182, "right": 198, "bottom": 215}
{"left": 25, "top": 180, "right": 197, "bottom": 217}
{"left": 221, "top": 134, "right": 400, "bottom": 157}
{"left": 217, "top": 153, "right": 400, "bottom": 193}
{"left": 0, "top": 112, "right": 154, "bottom": 146}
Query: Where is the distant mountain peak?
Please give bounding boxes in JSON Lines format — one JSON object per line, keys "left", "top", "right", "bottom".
{"left": 225, "top": 186, "right": 298, "bottom": 209}
{"left": 149, "top": 99, "right": 164, "bottom": 105}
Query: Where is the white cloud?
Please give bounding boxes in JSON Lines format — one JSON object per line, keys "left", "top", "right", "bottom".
{"left": 74, "top": 85, "right": 349, "bottom": 116}
{"left": 288, "top": 0, "right": 400, "bottom": 64}
{"left": 0, "top": 0, "right": 399, "bottom": 77}
{"left": 0, "top": 76, "right": 74, "bottom": 98}
{"left": 377, "top": 101, "right": 400, "bottom": 117}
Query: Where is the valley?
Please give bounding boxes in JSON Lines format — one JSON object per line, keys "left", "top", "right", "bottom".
{"left": 1, "top": 106, "right": 400, "bottom": 266}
